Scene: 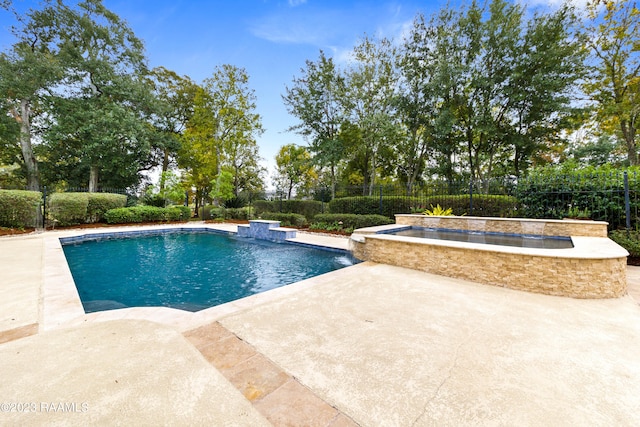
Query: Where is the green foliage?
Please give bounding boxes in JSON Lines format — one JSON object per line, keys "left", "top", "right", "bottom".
{"left": 198, "top": 205, "right": 252, "bottom": 220}
{"left": 609, "top": 230, "right": 640, "bottom": 258}
{"left": 328, "top": 194, "right": 518, "bottom": 218}
{"left": 48, "top": 193, "right": 89, "bottom": 226}
{"left": 144, "top": 171, "right": 186, "bottom": 207}
{"left": 252, "top": 199, "right": 322, "bottom": 221}
{"left": 312, "top": 213, "right": 394, "bottom": 231}
{"left": 86, "top": 193, "right": 127, "bottom": 222}
{"left": 566, "top": 206, "right": 591, "bottom": 219}
{"left": 259, "top": 212, "right": 308, "bottom": 227}
{"left": 104, "top": 205, "right": 190, "bottom": 224}
{"left": 515, "top": 164, "right": 638, "bottom": 228}
{"left": 424, "top": 204, "right": 454, "bottom": 216}
{"left": 252, "top": 200, "right": 274, "bottom": 216}
{"left": 273, "top": 144, "right": 317, "bottom": 198}
{"left": 0, "top": 189, "right": 41, "bottom": 228}
{"left": 48, "top": 192, "right": 127, "bottom": 225}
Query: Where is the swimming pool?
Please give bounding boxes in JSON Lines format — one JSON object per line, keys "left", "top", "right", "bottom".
{"left": 62, "top": 230, "right": 357, "bottom": 313}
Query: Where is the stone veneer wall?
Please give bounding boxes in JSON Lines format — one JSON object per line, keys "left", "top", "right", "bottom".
{"left": 395, "top": 215, "right": 608, "bottom": 237}
{"left": 350, "top": 236, "right": 627, "bottom": 298}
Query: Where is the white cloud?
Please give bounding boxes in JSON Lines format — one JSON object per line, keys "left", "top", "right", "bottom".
{"left": 288, "top": 0, "right": 307, "bottom": 6}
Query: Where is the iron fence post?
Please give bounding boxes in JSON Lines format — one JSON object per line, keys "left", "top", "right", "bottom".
{"left": 624, "top": 171, "right": 631, "bottom": 231}
{"left": 379, "top": 185, "right": 383, "bottom": 216}
{"left": 42, "top": 186, "right": 47, "bottom": 230}
{"left": 469, "top": 180, "right": 474, "bottom": 215}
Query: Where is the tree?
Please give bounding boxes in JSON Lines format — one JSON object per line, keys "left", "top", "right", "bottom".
{"left": 343, "top": 36, "right": 400, "bottom": 195}
{"left": 283, "top": 51, "right": 346, "bottom": 198}
{"left": 0, "top": 1, "right": 65, "bottom": 189}
{"left": 274, "top": 144, "right": 317, "bottom": 199}
{"left": 583, "top": 0, "right": 640, "bottom": 165}
{"left": 179, "top": 65, "right": 264, "bottom": 208}
{"left": 42, "top": 0, "right": 153, "bottom": 191}
{"left": 145, "top": 66, "right": 197, "bottom": 188}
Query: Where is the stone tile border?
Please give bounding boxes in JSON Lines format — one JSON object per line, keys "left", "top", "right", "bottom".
{"left": 184, "top": 322, "right": 359, "bottom": 426}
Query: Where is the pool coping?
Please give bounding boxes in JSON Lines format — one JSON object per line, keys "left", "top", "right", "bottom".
{"left": 42, "top": 223, "right": 351, "bottom": 333}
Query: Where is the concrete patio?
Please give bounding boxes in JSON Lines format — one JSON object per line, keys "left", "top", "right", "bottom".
{"left": 1, "top": 224, "right": 639, "bottom": 426}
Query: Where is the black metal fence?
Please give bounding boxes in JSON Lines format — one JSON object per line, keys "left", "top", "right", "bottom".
{"left": 266, "top": 171, "right": 640, "bottom": 231}
{"left": 2, "top": 171, "right": 639, "bottom": 231}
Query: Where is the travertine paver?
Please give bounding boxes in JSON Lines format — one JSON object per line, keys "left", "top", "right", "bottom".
{"left": 0, "top": 235, "right": 43, "bottom": 339}
{"left": 184, "top": 321, "right": 358, "bottom": 426}
{"left": 0, "top": 320, "right": 270, "bottom": 426}
{"left": 220, "top": 262, "right": 640, "bottom": 426}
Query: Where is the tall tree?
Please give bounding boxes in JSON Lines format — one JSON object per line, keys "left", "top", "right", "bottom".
{"left": 0, "top": 1, "right": 65, "bottom": 189}
{"left": 145, "top": 66, "right": 197, "bottom": 188}
{"left": 583, "top": 0, "right": 640, "bottom": 165}
{"left": 274, "top": 144, "right": 317, "bottom": 199}
{"left": 37, "top": 0, "right": 154, "bottom": 191}
{"left": 343, "top": 36, "right": 400, "bottom": 195}
{"left": 179, "top": 65, "right": 263, "bottom": 208}
{"left": 283, "top": 50, "right": 346, "bottom": 198}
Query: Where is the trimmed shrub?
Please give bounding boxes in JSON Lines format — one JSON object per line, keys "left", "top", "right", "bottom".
{"left": 312, "top": 213, "right": 394, "bottom": 231}
{"left": 86, "top": 193, "right": 127, "bottom": 222}
{"left": 48, "top": 192, "right": 127, "bottom": 226}
{"left": 48, "top": 192, "right": 89, "bottom": 226}
{"left": 104, "top": 205, "right": 190, "bottom": 224}
{"left": 259, "top": 212, "right": 307, "bottom": 227}
{"left": 0, "top": 189, "right": 42, "bottom": 228}
{"left": 252, "top": 199, "right": 322, "bottom": 221}
{"left": 328, "top": 194, "right": 518, "bottom": 218}
{"left": 252, "top": 200, "right": 274, "bottom": 216}
{"left": 198, "top": 205, "right": 252, "bottom": 220}
{"left": 515, "top": 164, "right": 640, "bottom": 229}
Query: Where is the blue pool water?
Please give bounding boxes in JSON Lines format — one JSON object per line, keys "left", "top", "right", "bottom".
{"left": 62, "top": 230, "right": 356, "bottom": 313}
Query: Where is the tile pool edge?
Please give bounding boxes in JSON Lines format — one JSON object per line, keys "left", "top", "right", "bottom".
{"left": 42, "top": 224, "right": 353, "bottom": 332}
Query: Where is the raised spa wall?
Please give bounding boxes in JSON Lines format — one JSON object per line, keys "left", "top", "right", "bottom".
{"left": 350, "top": 215, "right": 629, "bottom": 299}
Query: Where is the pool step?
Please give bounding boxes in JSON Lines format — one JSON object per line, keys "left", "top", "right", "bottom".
{"left": 237, "top": 220, "right": 297, "bottom": 242}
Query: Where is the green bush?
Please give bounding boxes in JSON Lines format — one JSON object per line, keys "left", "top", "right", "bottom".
{"left": 0, "top": 189, "right": 42, "bottom": 228}
{"left": 515, "top": 164, "right": 640, "bottom": 229}
{"left": 609, "top": 230, "right": 640, "bottom": 258}
{"left": 86, "top": 193, "right": 127, "bottom": 222}
{"left": 48, "top": 192, "right": 89, "bottom": 226}
{"left": 312, "top": 213, "right": 394, "bottom": 231}
{"left": 104, "top": 205, "right": 190, "bottom": 224}
{"left": 259, "top": 212, "right": 308, "bottom": 227}
{"left": 252, "top": 199, "right": 322, "bottom": 221}
{"left": 48, "top": 192, "right": 127, "bottom": 226}
{"left": 252, "top": 200, "right": 274, "bottom": 216}
{"left": 328, "top": 194, "right": 517, "bottom": 218}
{"left": 198, "top": 205, "right": 252, "bottom": 220}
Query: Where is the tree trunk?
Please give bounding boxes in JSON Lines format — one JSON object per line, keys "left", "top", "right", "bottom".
{"left": 89, "top": 165, "right": 99, "bottom": 192}
{"left": 621, "top": 120, "right": 638, "bottom": 166}
{"left": 19, "top": 100, "right": 39, "bottom": 190}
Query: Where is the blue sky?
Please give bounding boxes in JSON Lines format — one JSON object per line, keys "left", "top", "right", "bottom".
{"left": 0, "top": 0, "right": 568, "bottom": 184}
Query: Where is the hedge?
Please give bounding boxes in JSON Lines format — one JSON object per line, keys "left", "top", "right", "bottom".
{"left": 259, "top": 212, "right": 308, "bottom": 227}
{"left": 252, "top": 199, "right": 322, "bottom": 221}
{"left": 48, "top": 192, "right": 127, "bottom": 226}
{"left": 515, "top": 165, "right": 639, "bottom": 229}
{"left": 199, "top": 205, "right": 252, "bottom": 220}
{"left": 86, "top": 193, "right": 127, "bottom": 222}
{"left": 328, "top": 194, "right": 518, "bottom": 218}
{"left": 48, "top": 193, "right": 89, "bottom": 226}
{"left": 311, "top": 213, "right": 394, "bottom": 230}
{"left": 0, "top": 189, "right": 42, "bottom": 228}
{"left": 104, "top": 205, "right": 191, "bottom": 224}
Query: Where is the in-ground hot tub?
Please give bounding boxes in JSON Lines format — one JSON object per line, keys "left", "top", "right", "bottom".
{"left": 349, "top": 215, "right": 629, "bottom": 298}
